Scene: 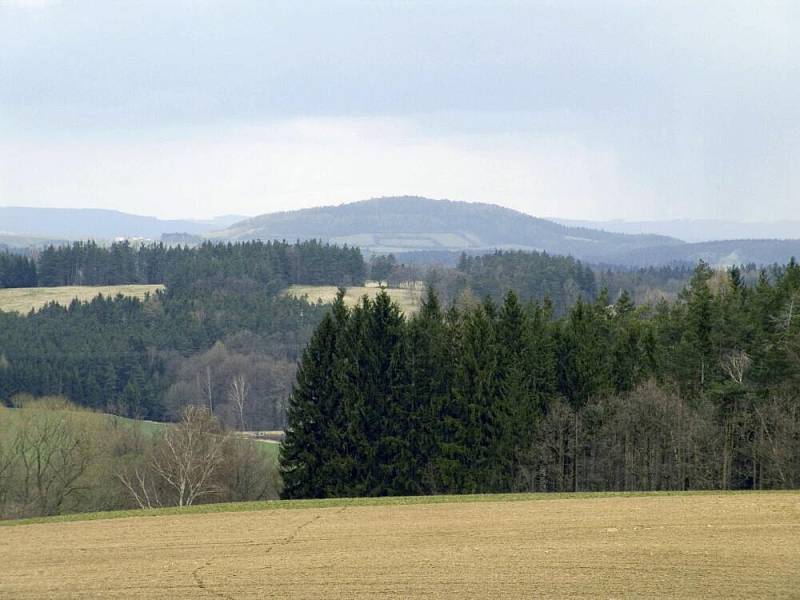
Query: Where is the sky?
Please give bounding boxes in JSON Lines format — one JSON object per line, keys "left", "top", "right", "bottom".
{"left": 1, "top": 0, "right": 798, "bottom": 221}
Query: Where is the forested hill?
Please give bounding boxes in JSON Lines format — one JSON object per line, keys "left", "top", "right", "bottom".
{"left": 0, "top": 207, "right": 243, "bottom": 240}
{"left": 610, "top": 239, "right": 800, "bottom": 267}
{"left": 215, "top": 197, "right": 682, "bottom": 262}
{"left": 0, "top": 240, "right": 366, "bottom": 427}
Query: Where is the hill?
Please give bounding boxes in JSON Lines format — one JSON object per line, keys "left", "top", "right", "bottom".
{"left": 554, "top": 217, "right": 800, "bottom": 244}
{"left": 0, "top": 207, "right": 244, "bottom": 241}
{"left": 214, "top": 196, "right": 682, "bottom": 263}
{"left": 0, "top": 405, "right": 279, "bottom": 463}
{"left": 610, "top": 238, "right": 800, "bottom": 267}
{"left": 216, "top": 196, "right": 800, "bottom": 267}
{"left": 1, "top": 491, "right": 797, "bottom": 598}
{"left": 0, "top": 233, "right": 70, "bottom": 251}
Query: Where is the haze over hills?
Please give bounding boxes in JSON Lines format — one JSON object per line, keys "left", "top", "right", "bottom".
{"left": 215, "top": 196, "right": 800, "bottom": 266}
{"left": 3, "top": 198, "right": 799, "bottom": 267}
{"left": 0, "top": 207, "right": 244, "bottom": 242}
{"left": 214, "top": 196, "right": 682, "bottom": 262}
{"left": 552, "top": 218, "right": 800, "bottom": 244}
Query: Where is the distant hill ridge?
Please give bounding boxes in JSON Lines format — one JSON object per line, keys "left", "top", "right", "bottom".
{"left": 3, "top": 198, "right": 799, "bottom": 267}
{"left": 215, "top": 196, "right": 682, "bottom": 262}
{"left": 553, "top": 217, "right": 800, "bottom": 244}
{"left": 0, "top": 207, "right": 244, "bottom": 241}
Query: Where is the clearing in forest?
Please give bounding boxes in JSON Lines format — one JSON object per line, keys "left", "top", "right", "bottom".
{"left": 283, "top": 281, "right": 423, "bottom": 314}
{"left": 0, "top": 284, "right": 164, "bottom": 314}
{"left": 1, "top": 491, "right": 798, "bottom": 599}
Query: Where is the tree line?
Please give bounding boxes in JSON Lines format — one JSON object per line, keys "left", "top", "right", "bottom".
{"left": 371, "top": 250, "right": 698, "bottom": 316}
{"left": 281, "top": 260, "right": 800, "bottom": 498}
{"left": 0, "top": 239, "right": 365, "bottom": 290}
{"left": 0, "top": 252, "right": 37, "bottom": 288}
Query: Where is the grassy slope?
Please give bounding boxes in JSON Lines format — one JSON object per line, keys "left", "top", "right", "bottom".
{"left": 0, "top": 406, "right": 277, "bottom": 453}
{"left": 0, "top": 406, "right": 165, "bottom": 435}
{"left": 0, "top": 284, "right": 164, "bottom": 314}
{"left": 0, "top": 489, "right": 775, "bottom": 528}
{"left": 0, "top": 406, "right": 279, "bottom": 494}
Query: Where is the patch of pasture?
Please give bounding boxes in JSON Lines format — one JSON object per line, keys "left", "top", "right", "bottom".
{"left": 0, "top": 284, "right": 164, "bottom": 314}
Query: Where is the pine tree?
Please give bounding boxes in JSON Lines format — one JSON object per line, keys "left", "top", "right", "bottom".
{"left": 280, "top": 292, "right": 348, "bottom": 499}
{"left": 450, "top": 301, "right": 500, "bottom": 492}
{"left": 406, "top": 287, "right": 452, "bottom": 493}
{"left": 683, "top": 261, "right": 716, "bottom": 394}
{"left": 493, "top": 290, "right": 529, "bottom": 491}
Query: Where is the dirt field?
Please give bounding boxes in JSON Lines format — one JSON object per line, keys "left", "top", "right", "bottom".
{"left": 0, "top": 285, "right": 164, "bottom": 314}
{"left": 1, "top": 492, "right": 798, "bottom": 598}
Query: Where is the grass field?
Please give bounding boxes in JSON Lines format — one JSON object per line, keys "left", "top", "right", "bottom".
{"left": 284, "top": 281, "right": 423, "bottom": 314}
{"left": 0, "top": 405, "right": 164, "bottom": 436}
{"left": 0, "top": 406, "right": 279, "bottom": 464}
{"left": 1, "top": 491, "right": 797, "bottom": 598}
{"left": 0, "top": 284, "right": 164, "bottom": 314}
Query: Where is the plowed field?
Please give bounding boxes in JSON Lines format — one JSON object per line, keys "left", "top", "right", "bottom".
{"left": 1, "top": 492, "right": 798, "bottom": 598}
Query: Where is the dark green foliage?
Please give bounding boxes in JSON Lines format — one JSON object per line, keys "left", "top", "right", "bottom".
{"left": 0, "top": 252, "right": 37, "bottom": 287}
{"left": 0, "top": 241, "right": 358, "bottom": 426}
{"left": 454, "top": 250, "right": 596, "bottom": 315}
{"left": 4, "top": 239, "right": 366, "bottom": 289}
{"left": 282, "top": 259, "right": 800, "bottom": 498}
{"left": 280, "top": 296, "right": 346, "bottom": 499}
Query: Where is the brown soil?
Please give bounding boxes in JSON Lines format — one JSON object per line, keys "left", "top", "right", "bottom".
{"left": 1, "top": 492, "right": 798, "bottom": 598}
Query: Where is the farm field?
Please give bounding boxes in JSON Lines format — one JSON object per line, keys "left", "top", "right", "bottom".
{"left": 0, "top": 284, "right": 164, "bottom": 314}
{"left": 283, "top": 281, "right": 423, "bottom": 314}
{"left": 1, "top": 491, "right": 798, "bottom": 599}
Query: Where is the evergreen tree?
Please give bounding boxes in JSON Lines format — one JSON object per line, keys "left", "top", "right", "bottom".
{"left": 404, "top": 286, "right": 451, "bottom": 494}
{"left": 280, "top": 292, "right": 348, "bottom": 499}
{"left": 450, "top": 301, "right": 500, "bottom": 492}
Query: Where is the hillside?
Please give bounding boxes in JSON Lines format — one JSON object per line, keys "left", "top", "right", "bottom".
{"left": 610, "top": 239, "right": 800, "bottom": 267}
{"left": 0, "top": 207, "right": 244, "bottom": 241}
{"left": 554, "top": 217, "right": 800, "bottom": 244}
{"left": 2, "top": 492, "right": 797, "bottom": 598}
{"left": 215, "top": 196, "right": 682, "bottom": 262}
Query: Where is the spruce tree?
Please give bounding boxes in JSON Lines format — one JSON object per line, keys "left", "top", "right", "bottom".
{"left": 280, "top": 292, "right": 348, "bottom": 499}
{"left": 493, "top": 290, "right": 529, "bottom": 491}
{"left": 450, "top": 301, "right": 500, "bottom": 492}
{"left": 406, "top": 286, "right": 451, "bottom": 494}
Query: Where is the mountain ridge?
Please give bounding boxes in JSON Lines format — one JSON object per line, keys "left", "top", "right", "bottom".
{"left": 215, "top": 196, "right": 683, "bottom": 262}
{"left": 552, "top": 217, "right": 800, "bottom": 244}
{"left": 0, "top": 207, "right": 245, "bottom": 241}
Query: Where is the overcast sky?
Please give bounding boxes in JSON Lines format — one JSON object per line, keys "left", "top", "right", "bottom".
{"left": 1, "top": 1, "right": 798, "bottom": 221}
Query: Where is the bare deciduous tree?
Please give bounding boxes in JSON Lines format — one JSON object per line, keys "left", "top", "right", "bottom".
{"left": 13, "top": 411, "right": 93, "bottom": 516}
{"left": 228, "top": 374, "right": 250, "bottom": 431}
{"left": 721, "top": 350, "right": 751, "bottom": 385}
{"left": 0, "top": 441, "right": 16, "bottom": 509}
{"left": 151, "top": 406, "right": 228, "bottom": 507}
{"left": 116, "top": 467, "right": 161, "bottom": 510}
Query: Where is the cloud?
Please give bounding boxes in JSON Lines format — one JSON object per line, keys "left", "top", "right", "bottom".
{"left": 1, "top": 0, "right": 61, "bottom": 8}
{"left": 0, "top": 2, "right": 798, "bottom": 220}
{"left": 0, "top": 115, "right": 652, "bottom": 220}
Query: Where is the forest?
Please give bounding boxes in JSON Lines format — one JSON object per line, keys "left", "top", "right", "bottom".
{"left": 0, "top": 241, "right": 792, "bottom": 433}
{"left": 0, "top": 240, "right": 365, "bottom": 429}
{"left": 281, "top": 260, "right": 800, "bottom": 498}
{"left": 0, "top": 239, "right": 365, "bottom": 289}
